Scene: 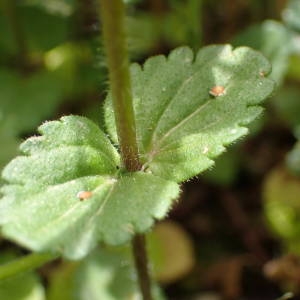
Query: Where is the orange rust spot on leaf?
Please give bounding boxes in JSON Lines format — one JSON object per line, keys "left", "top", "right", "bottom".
{"left": 77, "top": 190, "right": 93, "bottom": 201}
{"left": 209, "top": 85, "right": 226, "bottom": 97}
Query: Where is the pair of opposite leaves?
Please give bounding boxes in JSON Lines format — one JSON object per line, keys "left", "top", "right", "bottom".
{"left": 0, "top": 45, "right": 274, "bottom": 259}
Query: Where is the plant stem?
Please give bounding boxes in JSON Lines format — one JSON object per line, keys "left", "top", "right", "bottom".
{"left": 5, "top": 0, "right": 29, "bottom": 68}
{"left": 98, "top": 1, "right": 152, "bottom": 299}
{"left": 0, "top": 253, "right": 57, "bottom": 280}
{"left": 132, "top": 234, "right": 153, "bottom": 300}
{"left": 98, "top": 0, "right": 140, "bottom": 172}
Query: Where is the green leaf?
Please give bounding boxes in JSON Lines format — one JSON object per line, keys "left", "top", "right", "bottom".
{"left": 105, "top": 45, "right": 274, "bottom": 182}
{"left": 233, "top": 20, "right": 292, "bottom": 85}
{"left": 0, "top": 116, "right": 179, "bottom": 259}
{"left": 48, "top": 247, "right": 165, "bottom": 300}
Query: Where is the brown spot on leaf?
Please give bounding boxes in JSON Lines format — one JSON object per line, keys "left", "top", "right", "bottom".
{"left": 77, "top": 191, "right": 93, "bottom": 201}
{"left": 209, "top": 85, "right": 226, "bottom": 97}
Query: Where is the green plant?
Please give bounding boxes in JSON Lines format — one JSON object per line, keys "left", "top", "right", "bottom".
{"left": 0, "top": 0, "right": 275, "bottom": 299}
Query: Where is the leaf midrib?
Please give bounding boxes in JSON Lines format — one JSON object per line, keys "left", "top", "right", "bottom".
{"left": 145, "top": 58, "right": 215, "bottom": 152}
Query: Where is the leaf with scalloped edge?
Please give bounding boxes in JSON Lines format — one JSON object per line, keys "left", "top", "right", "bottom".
{"left": 105, "top": 45, "right": 275, "bottom": 182}
{"left": 0, "top": 116, "right": 179, "bottom": 259}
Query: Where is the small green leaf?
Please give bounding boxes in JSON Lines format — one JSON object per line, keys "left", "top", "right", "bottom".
{"left": 0, "top": 116, "right": 179, "bottom": 259}
{"left": 105, "top": 45, "right": 274, "bottom": 182}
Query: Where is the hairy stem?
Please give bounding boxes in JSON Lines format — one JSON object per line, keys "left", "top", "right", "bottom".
{"left": 98, "top": 1, "right": 152, "bottom": 299}
{"left": 98, "top": 0, "right": 140, "bottom": 171}
{"left": 0, "top": 253, "right": 57, "bottom": 280}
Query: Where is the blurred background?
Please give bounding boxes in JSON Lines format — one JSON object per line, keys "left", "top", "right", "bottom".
{"left": 1, "top": 0, "right": 300, "bottom": 299}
